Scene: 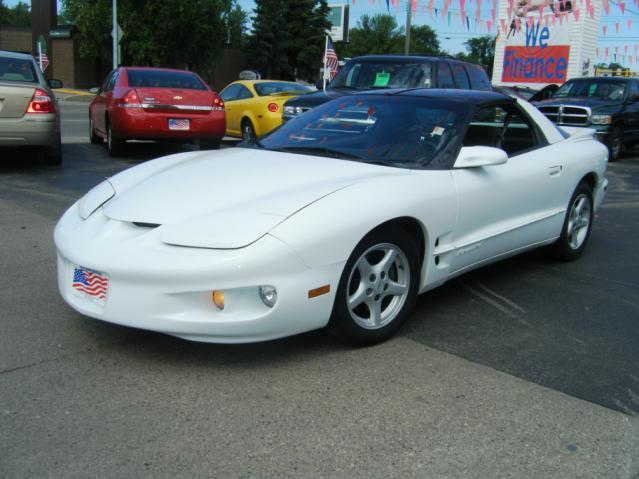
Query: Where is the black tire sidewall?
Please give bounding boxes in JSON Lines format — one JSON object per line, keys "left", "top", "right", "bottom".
{"left": 607, "top": 127, "right": 622, "bottom": 162}
{"left": 328, "top": 227, "right": 420, "bottom": 346}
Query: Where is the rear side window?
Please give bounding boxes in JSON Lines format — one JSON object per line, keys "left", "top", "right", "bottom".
{"left": 436, "top": 63, "right": 455, "bottom": 88}
{"left": 126, "top": 70, "right": 206, "bottom": 90}
{"left": 220, "top": 83, "right": 241, "bottom": 102}
{"left": 450, "top": 63, "right": 470, "bottom": 89}
{"left": 254, "top": 82, "right": 311, "bottom": 96}
{"left": 0, "top": 57, "right": 38, "bottom": 83}
{"left": 465, "top": 64, "right": 491, "bottom": 90}
{"left": 237, "top": 85, "right": 253, "bottom": 99}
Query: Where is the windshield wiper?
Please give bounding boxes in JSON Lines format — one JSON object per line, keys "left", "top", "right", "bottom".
{"left": 273, "top": 146, "right": 363, "bottom": 160}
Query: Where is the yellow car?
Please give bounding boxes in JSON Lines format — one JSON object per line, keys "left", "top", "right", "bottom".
{"left": 219, "top": 80, "right": 312, "bottom": 141}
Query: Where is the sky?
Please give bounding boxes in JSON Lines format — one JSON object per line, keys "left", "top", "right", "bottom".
{"left": 5, "top": 0, "right": 637, "bottom": 65}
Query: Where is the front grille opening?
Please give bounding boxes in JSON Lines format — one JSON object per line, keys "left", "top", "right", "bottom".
{"left": 132, "top": 222, "right": 161, "bottom": 228}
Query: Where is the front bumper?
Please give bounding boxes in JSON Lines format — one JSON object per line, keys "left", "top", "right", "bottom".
{"left": 54, "top": 203, "right": 343, "bottom": 343}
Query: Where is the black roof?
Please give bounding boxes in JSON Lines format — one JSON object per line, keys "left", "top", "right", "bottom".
{"left": 569, "top": 76, "right": 633, "bottom": 82}
{"left": 350, "top": 54, "right": 476, "bottom": 64}
{"left": 357, "top": 88, "right": 512, "bottom": 105}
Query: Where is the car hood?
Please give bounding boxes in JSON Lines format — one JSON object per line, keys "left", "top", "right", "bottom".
{"left": 536, "top": 97, "right": 619, "bottom": 110}
{"left": 102, "top": 148, "right": 406, "bottom": 249}
{"left": 284, "top": 88, "right": 347, "bottom": 108}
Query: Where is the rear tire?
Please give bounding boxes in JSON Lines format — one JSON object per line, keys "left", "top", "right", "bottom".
{"left": 43, "top": 137, "right": 62, "bottom": 165}
{"left": 106, "top": 121, "right": 125, "bottom": 157}
{"left": 241, "top": 119, "right": 256, "bottom": 143}
{"left": 547, "top": 182, "right": 593, "bottom": 261}
{"left": 328, "top": 227, "right": 419, "bottom": 346}
{"left": 89, "top": 117, "right": 102, "bottom": 145}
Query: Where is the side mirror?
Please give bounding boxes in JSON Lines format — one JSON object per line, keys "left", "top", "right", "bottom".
{"left": 88, "top": 87, "right": 100, "bottom": 94}
{"left": 48, "top": 79, "right": 63, "bottom": 89}
{"left": 454, "top": 146, "right": 508, "bottom": 168}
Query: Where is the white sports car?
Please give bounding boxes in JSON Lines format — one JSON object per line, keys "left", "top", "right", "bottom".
{"left": 55, "top": 90, "right": 608, "bottom": 345}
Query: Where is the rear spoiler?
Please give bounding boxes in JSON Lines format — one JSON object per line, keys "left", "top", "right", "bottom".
{"left": 559, "top": 126, "right": 596, "bottom": 141}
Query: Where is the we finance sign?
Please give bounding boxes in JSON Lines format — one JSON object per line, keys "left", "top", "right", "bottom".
{"left": 502, "top": 11, "right": 570, "bottom": 83}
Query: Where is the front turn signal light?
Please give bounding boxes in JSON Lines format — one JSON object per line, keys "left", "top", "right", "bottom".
{"left": 212, "top": 290, "right": 225, "bottom": 310}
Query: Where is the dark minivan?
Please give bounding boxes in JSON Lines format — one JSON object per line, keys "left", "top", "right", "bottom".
{"left": 282, "top": 55, "right": 492, "bottom": 121}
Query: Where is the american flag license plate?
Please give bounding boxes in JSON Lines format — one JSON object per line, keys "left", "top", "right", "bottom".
{"left": 168, "top": 118, "right": 190, "bottom": 130}
{"left": 71, "top": 266, "right": 109, "bottom": 306}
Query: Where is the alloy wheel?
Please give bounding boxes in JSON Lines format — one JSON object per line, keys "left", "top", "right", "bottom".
{"left": 567, "top": 193, "right": 591, "bottom": 250}
{"left": 346, "top": 243, "right": 410, "bottom": 330}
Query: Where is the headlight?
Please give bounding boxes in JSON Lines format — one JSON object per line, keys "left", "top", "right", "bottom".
{"left": 591, "top": 115, "right": 612, "bottom": 125}
{"left": 78, "top": 180, "right": 115, "bottom": 219}
{"left": 283, "top": 105, "right": 296, "bottom": 116}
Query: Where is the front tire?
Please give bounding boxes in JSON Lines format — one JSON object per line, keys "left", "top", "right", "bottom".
{"left": 548, "top": 182, "right": 593, "bottom": 261}
{"left": 328, "top": 227, "right": 419, "bottom": 346}
{"left": 89, "top": 117, "right": 102, "bottom": 145}
{"left": 607, "top": 127, "right": 623, "bottom": 162}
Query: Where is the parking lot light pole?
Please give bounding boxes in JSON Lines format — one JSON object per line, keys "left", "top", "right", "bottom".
{"left": 404, "top": 1, "right": 412, "bottom": 55}
{"left": 112, "top": 0, "right": 118, "bottom": 69}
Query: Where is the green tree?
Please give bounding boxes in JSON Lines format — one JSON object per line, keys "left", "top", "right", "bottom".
{"left": 336, "top": 14, "right": 439, "bottom": 59}
{"left": 224, "top": 2, "right": 247, "bottom": 48}
{"left": 337, "top": 14, "right": 401, "bottom": 58}
{"left": 248, "top": 0, "right": 330, "bottom": 80}
{"left": 0, "top": 1, "right": 31, "bottom": 27}
{"left": 456, "top": 35, "right": 495, "bottom": 75}
{"left": 61, "top": 0, "right": 237, "bottom": 75}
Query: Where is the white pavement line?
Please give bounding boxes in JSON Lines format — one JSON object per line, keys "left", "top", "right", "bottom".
{"left": 62, "top": 137, "right": 90, "bottom": 144}
{"left": 461, "top": 281, "right": 531, "bottom": 326}
{"left": 474, "top": 281, "right": 527, "bottom": 313}
{"left": 601, "top": 201, "right": 639, "bottom": 209}
{"left": 613, "top": 399, "right": 638, "bottom": 417}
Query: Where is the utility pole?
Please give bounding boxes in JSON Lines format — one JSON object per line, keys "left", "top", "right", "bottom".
{"left": 112, "top": 0, "right": 118, "bottom": 68}
{"left": 404, "top": 0, "right": 412, "bottom": 56}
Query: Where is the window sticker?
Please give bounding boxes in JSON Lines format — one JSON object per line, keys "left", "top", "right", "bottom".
{"left": 431, "top": 126, "right": 445, "bottom": 137}
{"left": 588, "top": 83, "right": 597, "bottom": 96}
{"left": 373, "top": 72, "right": 391, "bottom": 87}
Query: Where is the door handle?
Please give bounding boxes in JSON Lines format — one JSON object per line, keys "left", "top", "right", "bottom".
{"left": 548, "top": 165, "right": 562, "bottom": 177}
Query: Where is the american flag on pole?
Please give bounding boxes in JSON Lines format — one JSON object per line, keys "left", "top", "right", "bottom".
{"left": 72, "top": 267, "right": 109, "bottom": 304}
{"left": 324, "top": 37, "right": 339, "bottom": 80}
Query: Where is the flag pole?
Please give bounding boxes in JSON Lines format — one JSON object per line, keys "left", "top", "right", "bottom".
{"left": 38, "top": 41, "right": 43, "bottom": 71}
{"left": 322, "top": 33, "right": 329, "bottom": 92}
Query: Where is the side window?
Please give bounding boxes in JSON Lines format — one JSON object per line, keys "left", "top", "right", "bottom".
{"left": 629, "top": 80, "right": 639, "bottom": 100}
{"left": 105, "top": 70, "right": 119, "bottom": 91}
{"left": 220, "top": 84, "right": 241, "bottom": 102}
{"left": 101, "top": 71, "right": 114, "bottom": 92}
{"left": 451, "top": 63, "right": 470, "bottom": 89}
{"left": 436, "top": 63, "right": 454, "bottom": 88}
{"left": 237, "top": 85, "right": 253, "bottom": 100}
{"left": 465, "top": 64, "right": 491, "bottom": 91}
{"left": 463, "top": 104, "right": 539, "bottom": 157}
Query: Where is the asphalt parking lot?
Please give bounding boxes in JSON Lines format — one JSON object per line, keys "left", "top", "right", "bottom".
{"left": 1, "top": 99, "right": 639, "bottom": 478}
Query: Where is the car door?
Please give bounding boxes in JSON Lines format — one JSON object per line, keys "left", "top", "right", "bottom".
{"left": 450, "top": 102, "right": 568, "bottom": 274}
{"left": 623, "top": 79, "right": 639, "bottom": 142}
{"left": 220, "top": 83, "right": 242, "bottom": 135}
{"left": 91, "top": 70, "right": 117, "bottom": 135}
{"left": 228, "top": 84, "right": 255, "bottom": 133}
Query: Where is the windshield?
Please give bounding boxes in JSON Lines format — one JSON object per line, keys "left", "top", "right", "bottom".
{"left": 248, "top": 95, "right": 470, "bottom": 168}
{"left": 554, "top": 79, "right": 626, "bottom": 101}
{"left": 330, "top": 61, "right": 433, "bottom": 90}
{"left": 254, "top": 82, "right": 311, "bottom": 96}
{"left": 0, "top": 57, "right": 38, "bottom": 83}
{"left": 126, "top": 69, "right": 206, "bottom": 90}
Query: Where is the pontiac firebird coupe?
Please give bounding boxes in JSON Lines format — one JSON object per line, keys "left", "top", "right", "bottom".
{"left": 54, "top": 90, "right": 608, "bottom": 345}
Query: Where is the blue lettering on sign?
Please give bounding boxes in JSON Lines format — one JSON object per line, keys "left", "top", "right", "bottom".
{"left": 539, "top": 28, "right": 550, "bottom": 48}
{"left": 525, "top": 23, "right": 550, "bottom": 49}
{"left": 555, "top": 57, "right": 567, "bottom": 80}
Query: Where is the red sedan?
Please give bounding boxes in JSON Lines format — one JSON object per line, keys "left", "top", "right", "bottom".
{"left": 89, "top": 67, "right": 225, "bottom": 156}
